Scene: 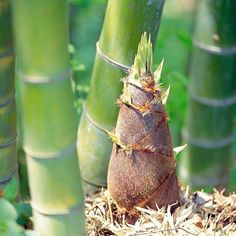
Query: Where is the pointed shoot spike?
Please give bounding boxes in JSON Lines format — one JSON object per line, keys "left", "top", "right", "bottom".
{"left": 173, "top": 144, "right": 187, "bottom": 156}
{"left": 105, "top": 129, "right": 118, "bottom": 143}
{"left": 161, "top": 86, "right": 170, "bottom": 105}
{"left": 105, "top": 129, "right": 128, "bottom": 150}
{"left": 154, "top": 58, "right": 164, "bottom": 84}
{"left": 133, "top": 32, "right": 153, "bottom": 77}
{"left": 122, "top": 82, "right": 132, "bottom": 104}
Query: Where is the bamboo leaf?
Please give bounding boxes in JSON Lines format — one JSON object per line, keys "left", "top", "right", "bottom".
{"left": 161, "top": 86, "right": 170, "bottom": 105}
{"left": 0, "top": 198, "right": 17, "bottom": 221}
{"left": 173, "top": 144, "right": 187, "bottom": 155}
{"left": 105, "top": 130, "right": 129, "bottom": 151}
{"left": 105, "top": 130, "right": 119, "bottom": 143}
{"left": 3, "top": 179, "right": 18, "bottom": 202}
{"left": 131, "top": 32, "right": 153, "bottom": 86}
{"left": 154, "top": 59, "right": 164, "bottom": 84}
{"left": 15, "top": 202, "right": 32, "bottom": 226}
{"left": 121, "top": 82, "right": 132, "bottom": 104}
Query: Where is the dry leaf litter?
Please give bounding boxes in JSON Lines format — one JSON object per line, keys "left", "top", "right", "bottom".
{"left": 86, "top": 187, "right": 236, "bottom": 235}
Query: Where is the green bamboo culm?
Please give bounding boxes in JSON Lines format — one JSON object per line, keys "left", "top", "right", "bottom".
{"left": 179, "top": 0, "right": 236, "bottom": 190}
{"left": 16, "top": 105, "right": 30, "bottom": 200}
{"left": 11, "top": 1, "right": 85, "bottom": 235}
{"left": 77, "top": 0, "right": 165, "bottom": 191}
{"left": 0, "top": 0, "right": 18, "bottom": 189}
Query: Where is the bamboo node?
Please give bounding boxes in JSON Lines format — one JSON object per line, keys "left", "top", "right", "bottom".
{"left": 0, "top": 47, "right": 14, "bottom": 58}
{"left": 193, "top": 39, "right": 236, "bottom": 56}
{"left": 180, "top": 166, "right": 230, "bottom": 187}
{"left": 107, "top": 130, "right": 156, "bottom": 154}
{"left": 189, "top": 88, "right": 236, "bottom": 107}
{"left": 96, "top": 42, "right": 131, "bottom": 73}
{"left": 18, "top": 68, "right": 71, "bottom": 84}
{"left": 31, "top": 202, "right": 84, "bottom": 216}
{"left": 0, "top": 167, "right": 18, "bottom": 185}
{"left": 83, "top": 106, "right": 107, "bottom": 133}
{"left": 0, "top": 136, "right": 17, "bottom": 149}
{"left": 0, "top": 95, "right": 15, "bottom": 108}
{"left": 182, "top": 130, "right": 234, "bottom": 149}
{"left": 24, "top": 141, "right": 77, "bottom": 159}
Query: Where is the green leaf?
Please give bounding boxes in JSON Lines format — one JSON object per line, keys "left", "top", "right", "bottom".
{"left": 71, "top": 59, "right": 86, "bottom": 72}
{"left": 173, "top": 144, "right": 187, "bottom": 156}
{"left": 0, "top": 200, "right": 32, "bottom": 236}
{"left": 15, "top": 202, "right": 32, "bottom": 226}
{"left": 68, "top": 43, "right": 76, "bottom": 54}
{"left": 105, "top": 130, "right": 129, "bottom": 151}
{"left": 3, "top": 178, "right": 18, "bottom": 201}
{"left": 161, "top": 86, "right": 170, "bottom": 105}
{"left": 176, "top": 30, "right": 192, "bottom": 48}
{"left": 154, "top": 59, "right": 164, "bottom": 84}
{"left": 0, "top": 198, "right": 17, "bottom": 221}
{"left": 2, "top": 221, "right": 25, "bottom": 236}
{"left": 128, "top": 32, "right": 153, "bottom": 87}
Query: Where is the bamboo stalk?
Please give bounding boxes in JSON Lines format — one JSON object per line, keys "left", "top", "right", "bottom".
{"left": 11, "top": 0, "right": 84, "bottom": 235}
{"left": 77, "top": 0, "right": 165, "bottom": 190}
{"left": 179, "top": 0, "right": 236, "bottom": 190}
{"left": 16, "top": 107, "right": 30, "bottom": 200}
{"left": 15, "top": 65, "right": 30, "bottom": 200}
{"left": 11, "top": 68, "right": 30, "bottom": 200}
{"left": 0, "top": 0, "right": 18, "bottom": 189}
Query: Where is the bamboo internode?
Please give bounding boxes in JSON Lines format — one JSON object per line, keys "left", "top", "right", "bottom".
{"left": 11, "top": 0, "right": 85, "bottom": 235}
{"left": 0, "top": 0, "right": 18, "bottom": 189}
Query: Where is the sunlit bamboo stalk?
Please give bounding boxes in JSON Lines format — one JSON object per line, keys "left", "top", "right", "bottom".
{"left": 12, "top": 0, "right": 85, "bottom": 235}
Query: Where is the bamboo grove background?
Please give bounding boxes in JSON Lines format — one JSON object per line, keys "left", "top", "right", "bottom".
{"left": 1, "top": 0, "right": 236, "bottom": 235}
